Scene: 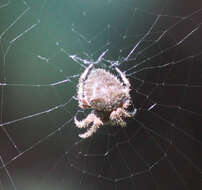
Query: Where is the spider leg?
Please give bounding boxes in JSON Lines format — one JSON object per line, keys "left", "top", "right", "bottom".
{"left": 80, "top": 64, "right": 94, "bottom": 83}
{"left": 122, "top": 98, "right": 131, "bottom": 109}
{"left": 74, "top": 113, "right": 95, "bottom": 129}
{"left": 115, "top": 67, "right": 130, "bottom": 88}
{"left": 79, "top": 115, "right": 103, "bottom": 139}
{"left": 128, "top": 108, "right": 137, "bottom": 117}
{"left": 79, "top": 64, "right": 94, "bottom": 97}
{"left": 77, "top": 64, "right": 94, "bottom": 108}
{"left": 110, "top": 108, "right": 126, "bottom": 127}
{"left": 120, "top": 107, "right": 136, "bottom": 118}
{"left": 110, "top": 107, "right": 135, "bottom": 127}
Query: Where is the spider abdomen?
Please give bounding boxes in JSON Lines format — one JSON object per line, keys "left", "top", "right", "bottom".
{"left": 84, "top": 68, "right": 127, "bottom": 111}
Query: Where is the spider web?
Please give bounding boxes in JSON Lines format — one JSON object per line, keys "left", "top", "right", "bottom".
{"left": 0, "top": 0, "right": 202, "bottom": 189}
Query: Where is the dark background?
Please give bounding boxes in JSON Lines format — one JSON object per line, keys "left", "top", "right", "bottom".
{"left": 0, "top": 0, "right": 202, "bottom": 189}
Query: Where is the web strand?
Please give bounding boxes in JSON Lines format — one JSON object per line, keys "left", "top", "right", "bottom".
{"left": 0, "top": 0, "right": 202, "bottom": 190}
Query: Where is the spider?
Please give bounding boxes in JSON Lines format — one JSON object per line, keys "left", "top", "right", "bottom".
{"left": 74, "top": 64, "right": 136, "bottom": 138}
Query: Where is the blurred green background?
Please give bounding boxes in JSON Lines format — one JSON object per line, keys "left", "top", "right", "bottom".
{"left": 0, "top": 0, "right": 202, "bottom": 190}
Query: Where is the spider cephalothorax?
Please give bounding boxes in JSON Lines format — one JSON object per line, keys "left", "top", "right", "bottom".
{"left": 74, "top": 64, "right": 136, "bottom": 138}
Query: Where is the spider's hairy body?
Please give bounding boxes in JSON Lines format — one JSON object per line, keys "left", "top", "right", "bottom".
{"left": 84, "top": 68, "right": 129, "bottom": 112}
{"left": 75, "top": 64, "right": 136, "bottom": 139}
